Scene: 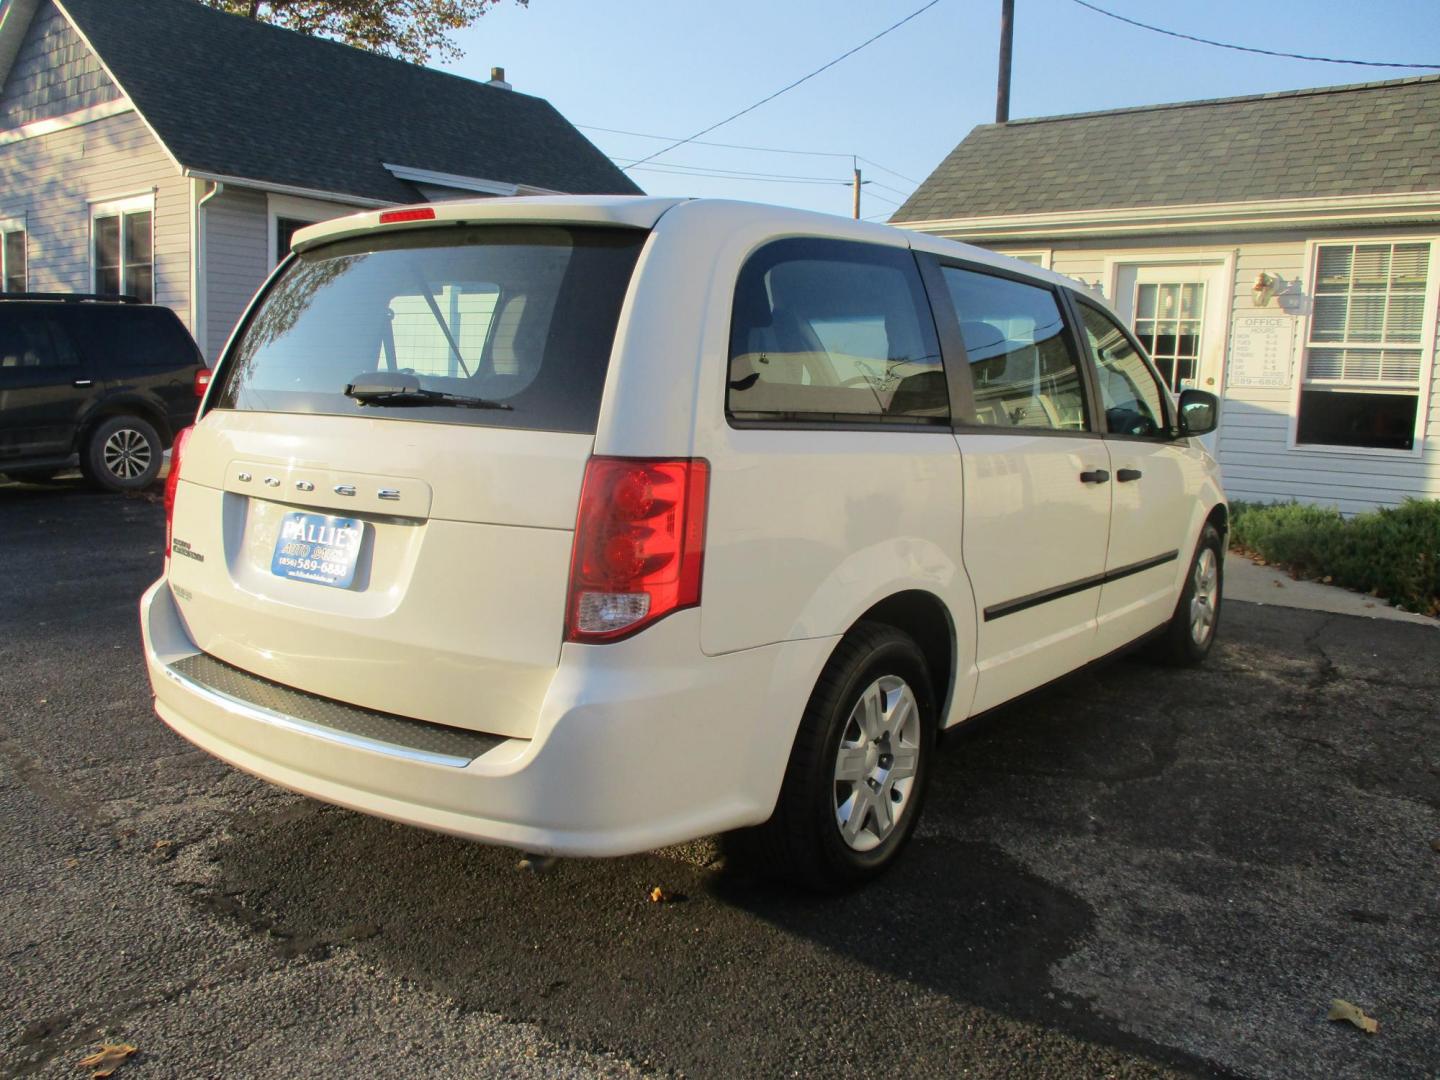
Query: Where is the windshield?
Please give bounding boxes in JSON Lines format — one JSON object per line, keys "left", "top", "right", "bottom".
{"left": 211, "top": 224, "right": 646, "bottom": 433}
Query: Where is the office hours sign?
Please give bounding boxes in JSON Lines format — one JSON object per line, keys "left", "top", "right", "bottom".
{"left": 1227, "top": 316, "right": 1295, "bottom": 389}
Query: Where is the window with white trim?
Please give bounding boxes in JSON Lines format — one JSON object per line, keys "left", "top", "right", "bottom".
{"left": 92, "top": 198, "right": 153, "bottom": 303}
{"left": 1, "top": 220, "right": 26, "bottom": 293}
{"left": 1297, "top": 241, "right": 1430, "bottom": 451}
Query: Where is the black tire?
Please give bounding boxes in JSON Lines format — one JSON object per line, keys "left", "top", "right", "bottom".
{"left": 1149, "top": 523, "right": 1224, "bottom": 666}
{"left": 726, "top": 622, "right": 937, "bottom": 891}
{"left": 81, "top": 415, "right": 162, "bottom": 492}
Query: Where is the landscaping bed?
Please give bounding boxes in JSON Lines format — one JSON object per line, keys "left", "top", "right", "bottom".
{"left": 1229, "top": 498, "right": 1440, "bottom": 618}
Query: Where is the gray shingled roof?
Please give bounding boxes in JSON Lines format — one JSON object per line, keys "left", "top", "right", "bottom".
{"left": 56, "top": 0, "right": 641, "bottom": 202}
{"left": 893, "top": 76, "right": 1440, "bottom": 224}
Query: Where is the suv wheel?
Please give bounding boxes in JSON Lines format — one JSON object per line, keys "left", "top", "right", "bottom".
{"left": 727, "top": 622, "right": 936, "bottom": 891}
{"left": 1149, "top": 523, "right": 1224, "bottom": 666}
{"left": 83, "top": 415, "right": 162, "bottom": 492}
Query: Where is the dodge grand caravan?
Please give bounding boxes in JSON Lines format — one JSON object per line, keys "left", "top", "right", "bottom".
{"left": 141, "top": 197, "right": 1226, "bottom": 889}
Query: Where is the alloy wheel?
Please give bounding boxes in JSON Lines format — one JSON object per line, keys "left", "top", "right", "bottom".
{"left": 833, "top": 675, "right": 921, "bottom": 852}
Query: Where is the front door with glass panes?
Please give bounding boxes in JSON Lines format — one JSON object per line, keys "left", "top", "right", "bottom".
{"left": 1111, "top": 262, "right": 1230, "bottom": 446}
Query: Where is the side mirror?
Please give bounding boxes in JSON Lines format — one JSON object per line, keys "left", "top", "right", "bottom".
{"left": 1177, "top": 388, "right": 1219, "bottom": 437}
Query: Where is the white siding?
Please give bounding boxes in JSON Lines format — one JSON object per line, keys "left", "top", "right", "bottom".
{"left": 0, "top": 109, "right": 190, "bottom": 325}
{"left": 202, "top": 186, "right": 268, "bottom": 361}
{"left": 993, "top": 230, "right": 1440, "bottom": 514}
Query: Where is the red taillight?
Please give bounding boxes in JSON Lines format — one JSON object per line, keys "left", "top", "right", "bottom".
{"left": 379, "top": 207, "right": 436, "bottom": 225}
{"left": 194, "top": 369, "right": 212, "bottom": 398}
{"left": 163, "top": 425, "right": 193, "bottom": 566}
{"left": 565, "top": 457, "right": 710, "bottom": 643}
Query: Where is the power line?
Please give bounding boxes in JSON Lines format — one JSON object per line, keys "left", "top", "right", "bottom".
{"left": 862, "top": 190, "right": 904, "bottom": 208}
{"left": 626, "top": 165, "right": 851, "bottom": 187}
{"left": 580, "top": 125, "right": 854, "bottom": 160}
{"left": 622, "top": 0, "right": 944, "bottom": 170}
{"left": 856, "top": 157, "right": 920, "bottom": 185}
{"left": 613, "top": 159, "right": 855, "bottom": 183}
{"left": 1070, "top": 0, "right": 1440, "bottom": 69}
{"left": 579, "top": 130, "right": 920, "bottom": 187}
{"left": 866, "top": 179, "right": 913, "bottom": 199}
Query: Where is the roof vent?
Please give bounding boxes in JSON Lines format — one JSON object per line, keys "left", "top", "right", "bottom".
{"left": 488, "top": 67, "right": 511, "bottom": 90}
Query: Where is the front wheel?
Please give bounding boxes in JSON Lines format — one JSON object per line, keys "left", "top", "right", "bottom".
{"left": 82, "top": 415, "right": 162, "bottom": 492}
{"left": 726, "top": 622, "right": 937, "bottom": 891}
{"left": 1150, "top": 522, "right": 1224, "bottom": 666}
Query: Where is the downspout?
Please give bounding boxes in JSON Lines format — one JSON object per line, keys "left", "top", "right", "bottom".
{"left": 194, "top": 179, "right": 223, "bottom": 362}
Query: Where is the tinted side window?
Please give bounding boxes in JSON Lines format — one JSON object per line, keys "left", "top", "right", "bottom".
{"left": 727, "top": 239, "right": 947, "bottom": 424}
{"left": 0, "top": 311, "right": 77, "bottom": 369}
{"left": 70, "top": 308, "right": 198, "bottom": 371}
{"left": 1076, "top": 301, "right": 1169, "bottom": 438}
{"left": 940, "top": 266, "right": 1089, "bottom": 431}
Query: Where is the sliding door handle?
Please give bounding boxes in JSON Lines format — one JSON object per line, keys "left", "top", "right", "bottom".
{"left": 1079, "top": 469, "right": 1110, "bottom": 484}
{"left": 1116, "top": 468, "right": 1143, "bottom": 482}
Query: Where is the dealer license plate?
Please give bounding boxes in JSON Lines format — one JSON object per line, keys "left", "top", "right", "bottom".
{"left": 271, "top": 512, "right": 364, "bottom": 589}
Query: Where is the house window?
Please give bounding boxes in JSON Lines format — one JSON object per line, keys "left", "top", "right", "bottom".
{"left": 1297, "top": 242, "right": 1430, "bottom": 451}
{"left": 92, "top": 199, "right": 153, "bottom": 302}
{"left": 1132, "top": 282, "right": 1204, "bottom": 393}
{"left": 2, "top": 224, "right": 26, "bottom": 293}
{"left": 275, "top": 217, "right": 309, "bottom": 265}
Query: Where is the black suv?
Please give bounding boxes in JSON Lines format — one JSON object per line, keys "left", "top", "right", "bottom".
{"left": 0, "top": 295, "right": 205, "bottom": 491}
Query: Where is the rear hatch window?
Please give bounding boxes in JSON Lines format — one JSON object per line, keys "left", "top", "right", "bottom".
{"left": 211, "top": 225, "right": 646, "bottom": 433}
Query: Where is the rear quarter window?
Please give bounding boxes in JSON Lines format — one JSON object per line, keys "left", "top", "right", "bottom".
{"left": 67, "top": 307, "right": 200, "bottom": 372}
{"left": 727, "top": 238, "right": 948, "bottom": 425}
{"left": 211, "top": 225, "right": 646, "bottom": 434}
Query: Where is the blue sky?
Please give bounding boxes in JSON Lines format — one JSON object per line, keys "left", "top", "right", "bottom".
{"left": 441, "top": 0, "right": 1440, "bottom": 221}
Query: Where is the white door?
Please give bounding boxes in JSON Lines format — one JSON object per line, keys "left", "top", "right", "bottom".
{"left": 1112, "top": 262, "right": 1230, "bottom": 452}
{"left": 1073, "top": 297, "right": 1203, "bottom": 654}
{"left": 936, "top": 263, "right": 1113, "bottom": 715}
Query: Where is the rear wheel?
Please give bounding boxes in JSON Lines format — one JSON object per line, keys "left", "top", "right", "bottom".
{"left": 1150, "top": 523, "right": 1224, "bottom": 666}
{"left": 727, "top": 622, "right": 936, "bottom": 891}
{"left": 82, "top": 415, "right": 162, "bottom": 492}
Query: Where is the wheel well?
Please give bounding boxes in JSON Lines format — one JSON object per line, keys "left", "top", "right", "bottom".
{"left": 76, "top": 401, "right": 172, "bottom": 454}
{"left": 1206, "top": 502, "right": 1229, "bottom": 543}
{"left": 852, "top": 591, "right": 955, "bottom": 719}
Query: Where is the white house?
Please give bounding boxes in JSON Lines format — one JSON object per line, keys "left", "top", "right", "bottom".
{"left": 893, "top": 77, "right": 1440, "bottom": 514}
{"left": 0, "top": 0, "right": 640, "bottom": 360}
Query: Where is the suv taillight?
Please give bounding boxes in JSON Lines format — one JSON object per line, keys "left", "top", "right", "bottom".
{"left": 194, "top": 369, "right": 212, "bottom": 397}
{"left": 164, "top": 426, "right": 193, "bottom": 566}
{"left": 565, "top": 457, "right": 710, "bottom": 643}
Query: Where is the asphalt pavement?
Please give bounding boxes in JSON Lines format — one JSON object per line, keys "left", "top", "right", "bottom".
{"left": 1, "top": 479, "right": 1436, "bottom": 1079}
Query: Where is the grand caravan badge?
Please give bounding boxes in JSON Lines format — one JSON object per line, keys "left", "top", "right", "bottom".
{"left": 270, "top": 511, "right": 365, "bottom": 589}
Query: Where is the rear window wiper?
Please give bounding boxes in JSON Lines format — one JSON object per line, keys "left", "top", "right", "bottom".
{"left": 344, "top": 373, "right": 512, "bottom": 411}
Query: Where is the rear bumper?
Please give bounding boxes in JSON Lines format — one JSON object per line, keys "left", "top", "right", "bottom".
{"left": 141, "top": 579, "right": 836, "bottom": 857}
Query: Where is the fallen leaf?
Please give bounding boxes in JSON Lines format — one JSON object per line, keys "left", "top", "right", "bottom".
{"left": 1429, "top": 838, "right": 1440, "bottom": 853}
{"left": 649, "top": 886, "right": 686, "bottom": 904}
{"left": 1321, "top": 575, "right": 1334, "bottom": 584}
{"left": 1328, "top": 999, "right": 1379, "bottom": 1035}
{"left": 1272, "top": 580, "right": 1285, "bottom": 588}
{"left": 78, "top": 1043, "right": 137, "bottom": 1077}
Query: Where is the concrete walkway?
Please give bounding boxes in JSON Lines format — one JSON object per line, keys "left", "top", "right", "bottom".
{"left": 1225, "top": 551, "right": 1437, "bottom": 627}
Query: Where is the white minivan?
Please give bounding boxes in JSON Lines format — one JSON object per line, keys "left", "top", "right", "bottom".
{"left": 141, "top": 197, "right": 1226, "bottom": 889}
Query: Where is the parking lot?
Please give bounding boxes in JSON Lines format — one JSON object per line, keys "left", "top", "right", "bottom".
{"left": 1, "top": 480, "right": 1436, "bottom": 1080}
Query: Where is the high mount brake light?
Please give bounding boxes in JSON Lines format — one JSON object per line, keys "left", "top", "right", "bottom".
{"left": 565, "top": 457, "right": 710, "bottom": 643}
{"left": 379, "top": 207, "right": 437, "bottom": 225}
{"left": 163, "top": 426, "right": 193, "bottom": 568}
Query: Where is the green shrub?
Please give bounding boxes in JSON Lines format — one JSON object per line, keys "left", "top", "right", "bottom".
{"left": 1229, "top": 498, "right": 1440, "bottom": 617}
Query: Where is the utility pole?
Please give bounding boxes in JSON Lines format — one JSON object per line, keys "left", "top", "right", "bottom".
{"left": 996, "top": 0, "right": 1014, "bottom": 123}
{"left": 852, "top": 161, "right": 862, "bottom": 220}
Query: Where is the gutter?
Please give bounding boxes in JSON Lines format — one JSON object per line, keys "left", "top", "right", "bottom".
{"left": 895, "top": 190, "right": 1440, "bottom": 242}
{"left": 183, "top": 170, "right": 394, "bottom": 210}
